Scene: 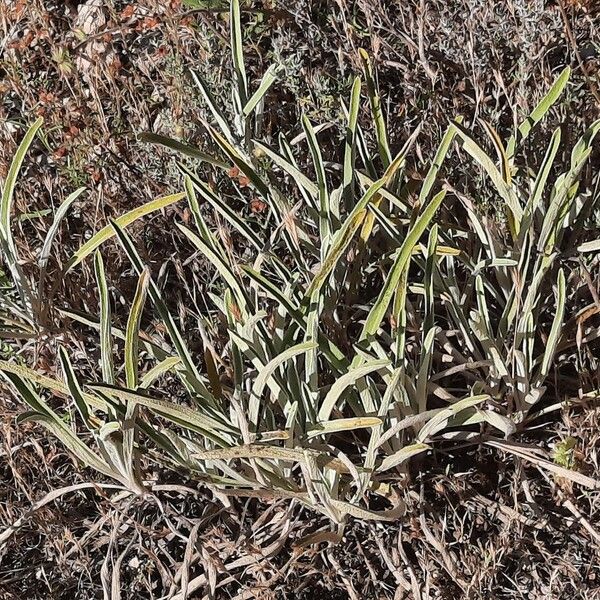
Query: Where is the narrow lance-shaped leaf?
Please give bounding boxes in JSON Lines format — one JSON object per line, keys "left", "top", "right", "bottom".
{"left": 361, "top": 189, "right": 446, "bottom": 339}
{"left": 453, "top": 121, "right": 523, "bottom": 235}
{"left": 66, "top": 192, "right": 186, "bottom": 272}
{"left": 243, "top": 64, "right": 280, "bottom": 117}
{"left": 110, "top": 220, "right": 217, "bottom": 409}
{"left": 0, "top": 359, "right": 107, "bottom": 411}
{"left": 304, "top": 147, "right": 408, "bottom": 301}
{"left": 318, "top": 359, "right": 390, "bottom": 422}
{"left": 419, "top": 119, "right": 461, "bottom": 204}
{"left": 359, "top": 48, "right": 391, "bottom": 168}
{"left": 342, "top": 76, "right": 361, "bottom": 202}
{"left": 507, "top": 66, "right": 570, "bottom": 157}
{"left": 537, "top": 269, "right": 566, "bottom": 384}
{"left": 90, "top": 383, "right": 237, "bottom": 440}
{"left": 302, "top": 114, "right": 331, "bottom": 252}
{"left": 377, "top": 443, "right": 430, "bottom": 473}
{"left": 307, "top": 417, "right": 382, "bottom": 439}
{"left": 140, "top": 356, "right": 182, "bottom": 390}
{"left": 249, "top": 341, "right": 317, "bottom": 428}
{"left": 2, "top": 371, "right": 116, "bottom": 478}
{"left": 38, "top": 187, "right": 86, "bottom": 292}
{"left": 182, "top": 167, "right": 263, "bottom": 252}
{"left": 139, "top": 132, "right": 228, "bottom": 168}
{"left": 230, "top": 0, "right": 248, "bottom": 107}
{"left": 94, "top": 251, "right": 115, "bottom": 384}
{"left": 0, "top": 117, "right": 43, "bottom": 317}
{"left": 182, "top": 172, "right": 218, "bottom": 251}
{"left": 191, "top": 71, "right": 234, "bottom": 143}
{"left": 252, "top": 140, "right": 318, "bottom": 199}
{"left": 59, "top": 347, "right": 95, "bottom": 429}
{"left": 177, "top": 223, "right": 250, "bottom": 315}
{"left": 1, "top": 117, "right": 43, "bottom": 236}
{"left": 125, "top": 268, "right": 150, "bottom": 389}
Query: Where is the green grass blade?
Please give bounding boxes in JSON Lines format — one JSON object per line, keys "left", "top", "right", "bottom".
{"left": 318, "top": 358, "right": 390, "bottom": 422}
{"left": 305, "top": 177, "right": 388, "bottom": 300}
{"left": 508, "top": 66, "right": 570, "bottom": 156}
{"left": 59, "top": 347, "right": 94, "bottom": 429}
{"left": 359, "top": 49, "right": 391, "bottom": 168}
{"left": 417, "top": 394, "right": 490, "bottom": 442}
{"left": 377, "top": 443, "right": 430, "bottom": 472}
{"left": 182, "top": 168, "right": 263, "bottom": 252}
{"left": 251, "top": 341, "right": 317, "bottom": 401}
{"left": 243, "top": 64, "right": 280, "bottom": 117}
{"left": 1, "top": 117, "right": 43, "bottom": 236}
{"left": 23, "top": 412, "right": 115, "bottom": 478}
{"left": 342, "top": 77, "right": 361, "bottom": 202}
{"left": 0, "top": 360, "right": 107, "bottom": 411}
{"left": 361, "top": 190, "right": 446, "bottom": 339}
{"left": 94, "top": 251, "right": 115, "bottom": 384}
{"left": 253, "top": 141, "right": 318, "bottom": 199}
{"left": 110, "top": 220, "right": 216, "bottom": 407}
{"left": 66, "top": 192, "right": 185, "bottom": 272}
{"left": 125, "top": 268, "right": 150, "bottom": 389}
{"left": 307, "top": 417, "right": 382, "bottom": 439}
{"left": 139, "top": 356, "right": 182, "bottom": 390}
{"left": 538, "top": 269, "right": 566, "bottom": 383}
{"left": 37, "top": 186, "right": 86, "bottom": 314}
{"left": 453, "top": 122, "right": 523, "bottom": 231}
{"left": 38, "top": 187, "right": 85, "bottom": 272}
{"left": 90, "top": 383, "right": 236, "bottom": 439}
{"left": 191, "top": 71, "right": 234, "bottom": 142}
{"left": 182, "top": 172, "right": 218, "bottom": 251}
{"left": 139, "top": 132, "right": 228, "bottom": 168}
{"left": 230, "top": 0, "right": 248, "bottom": 107}
{"left": 302, "top": 115, "right": 331, "bottom": 250}
{"left": 178, "top": 223, "right": 250, "bottom": 314}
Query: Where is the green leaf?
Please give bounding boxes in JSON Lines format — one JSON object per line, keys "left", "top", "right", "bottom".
{"left": 251, "top": 341, "right": 317, "bottom": 401}
{"left": 305, "top": 177, "right": 388, "bottom": 300}
{"left": 23, "top": 412, "right": 116, "bottom": 479}
{"left": 537, "top": 269, "right": 566, "bottom": 383}
{"left": 59, "top": 347, "right": 94, "bottom": 429}
{"left": 377, "top": 443, "right": 429, "bottom": 472}
{"left": 89, "top": 383, "right": 237, "bottom": 439}
{"left": 178, "top": 223, "right": 250, "bottom": 314}
{"left": 342, "top": 77, "right": 361, "bottom": 202}
{"left": 110, "top": 220, "right": 216, "bottom": 408}
{"left": 139, "top": 132, "right": 228, "bottom": 168}
{"left": 230, "top": 0, "right": 248, "bottom": 107}
{"left": 38, "top": 187, "right": 85, "bottom": 286}
{"left": 0, "top": 360, "right": 107, "bottom": 412}
{"left": 302, "top": 115, "right": 331, "bottom": 250}
{"left": 508, "top": 66, "right": 570, "bottom": 156}
{"left": 94, "top": 251, "right": 115, "bottom": 384}
{"left": 125, "top": 268, "right": 150, "bottom": 389}
{"left": 361, "top": 189, "right": 446, "bottom": 339}
{"left": 250, "top": 341, "right": 317, "bottom": 427}
{"left": 139, "top": 356, "right": 182, "bottom": 389}
{"left": 1, "top": 117, "right": 43, "bottom": 237}
{"left": 243, "top": 64, "right": 280, "bottom": 117}
{"left": 318, "top": 359, "right": 390, "bottom": 422}
{"left": 359, "top": 49, "right": 391, "bottom": 168}
{"left": 65, "top": 192, "right": 185, "bottom": 272}
{"left": 252, "top": 141, "right": 318, "bottom": 199}
{"left": 191, "top": 71, "right": 234, "bottom": 142}
{"left": 0, "top": 118, "right": 43, "bottom": 318}
{"left": 307, "top": 417, "right": 382, "bottom": 439}
{"left": 454, "top": 122, "right": 523, "bottom": 233}
{"left": 182, "top": 167, "right": 263, "bottom": 252}
{"left": 417, "top": 394, "right": 490, "bottom": 442}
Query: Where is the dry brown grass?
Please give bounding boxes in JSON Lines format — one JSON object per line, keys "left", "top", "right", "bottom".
{"left": 1, "top": 0, "right": 600, "bottom": 598}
